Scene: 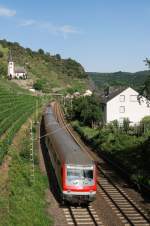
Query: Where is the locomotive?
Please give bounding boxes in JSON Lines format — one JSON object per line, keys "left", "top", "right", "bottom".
{"left": 43, "top": 105, "right": 96, "bottom": 204}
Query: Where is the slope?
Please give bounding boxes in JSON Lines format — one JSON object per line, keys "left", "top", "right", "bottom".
{"left": 0, "top": 39, "right": 88, "bottom": 94}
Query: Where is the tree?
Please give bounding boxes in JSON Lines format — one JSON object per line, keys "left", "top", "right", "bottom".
{"left": 38, "top": 48, "right": 44, "bottom": 55}
{"left": 71, "top": 95, "right": 103, "bottom": 127}
{"left": 26, "top": 48, "right": 33, "bottom": 56}
{"left": 140, "top": 58, "right": 150, "bottom": 99}
{"left": 55, "top": 54, "right": 61, "bottom": 60}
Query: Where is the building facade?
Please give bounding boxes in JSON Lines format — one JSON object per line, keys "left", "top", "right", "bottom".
{"left": 102, "top": 87, "right": 150, "bottom": 124}
{"left": 8, "top": 51, "right": 27, "bottom": 79}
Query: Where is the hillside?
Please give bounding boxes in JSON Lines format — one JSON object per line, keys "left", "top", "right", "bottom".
{"left": 0, "top": 39, "right": 88, "bottom": 93}
{"left": 0, "top": 78, "right": 52, "bottom": 225}
{"left": 88, "top": 71, "right": 150, "bottom": 92}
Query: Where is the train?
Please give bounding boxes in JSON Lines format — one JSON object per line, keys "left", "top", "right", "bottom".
{"left": 43, "top": 104, "right": 97, "bottom": 204}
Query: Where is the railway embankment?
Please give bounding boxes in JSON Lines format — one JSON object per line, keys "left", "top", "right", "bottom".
{"left": 0, "top": 117, "right": 52, "bottom": 225}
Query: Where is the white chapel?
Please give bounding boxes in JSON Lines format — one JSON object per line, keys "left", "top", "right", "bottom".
{"left": 8, "top": 50, "right": 27, "bottom": 79}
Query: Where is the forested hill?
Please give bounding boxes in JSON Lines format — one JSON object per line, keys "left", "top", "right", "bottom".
{"left": 88, "top": 71, "right": 150, "bottom": 91}
{"left": 0, "top": 39, "right": 88, "bottom": 93}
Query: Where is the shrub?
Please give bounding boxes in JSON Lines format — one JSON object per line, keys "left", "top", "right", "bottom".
{"left": 33, "top": 80, "right": 45, "bottom": 91}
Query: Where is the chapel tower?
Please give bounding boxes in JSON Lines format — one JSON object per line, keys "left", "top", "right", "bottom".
{"left": 8, "top": 50, "right": 14, "bottom": 79}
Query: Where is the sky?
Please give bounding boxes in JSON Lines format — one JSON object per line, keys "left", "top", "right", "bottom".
{"left": 0, "top": 0, "right": 150, "bottom": 72}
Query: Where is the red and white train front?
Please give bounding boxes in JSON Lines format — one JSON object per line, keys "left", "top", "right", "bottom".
{"left": 62, "top": 164, "right": 96, "bottom": 203}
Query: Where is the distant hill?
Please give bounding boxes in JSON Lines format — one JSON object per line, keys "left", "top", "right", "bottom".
{"left": 0, "top": 39, "right": 88, "bottom": 93}
{"left": 88, "top": 71, "right": 150, "bottom": 92}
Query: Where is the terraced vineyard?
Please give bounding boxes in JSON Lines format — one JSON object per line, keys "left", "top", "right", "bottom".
{"left": 0, "top": 80, "right": 42, "bottom": 164}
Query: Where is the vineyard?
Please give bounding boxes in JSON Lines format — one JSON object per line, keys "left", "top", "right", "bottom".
{"left": 0, "top": 80, "right": 42, "bottom": 164}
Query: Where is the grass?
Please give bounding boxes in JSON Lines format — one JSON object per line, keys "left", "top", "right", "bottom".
{"left": 0, "top": 128, "right": 52, "bottom": 226}
{"left": 0, "top": 78, "right": 30, "bottom": 94}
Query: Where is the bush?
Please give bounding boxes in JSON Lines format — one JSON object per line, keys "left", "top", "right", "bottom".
{"left": 33, "top": 79, "right": 45, "bottom": 91}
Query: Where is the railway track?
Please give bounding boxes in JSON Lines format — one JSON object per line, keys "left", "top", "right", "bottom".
{"left": 62, "top": 205, "right": 103, "bottom": 226}
{"left": 53, "top": 102, "right": 150, "bottom": 226}
{"left": 53, "top": 102, "right": 104, "bottom": 226}
{"left": 97, "top": 171, "right": 150, "bottom": 226}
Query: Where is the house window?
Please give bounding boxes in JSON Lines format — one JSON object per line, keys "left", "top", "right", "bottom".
{"left": 119, "top": 106, "right": 125, "bottom": 113}
{"left": 119, "top": 95, "right": 125, "bottom": 102}
{"left": 130, "top": 95, "right": 137, "bottom": 102}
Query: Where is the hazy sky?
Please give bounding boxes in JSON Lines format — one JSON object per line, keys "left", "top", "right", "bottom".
{"left": 0, "top": 0, "right": 150, "bottom": 72}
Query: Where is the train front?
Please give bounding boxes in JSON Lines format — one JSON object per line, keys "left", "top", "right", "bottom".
{"left": 62, "top": 164, "right": 96, "bottom": 204}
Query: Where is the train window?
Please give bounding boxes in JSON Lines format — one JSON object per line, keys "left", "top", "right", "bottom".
{"left": 67, "top": 169, "right": 81, "bottom": 179}
{"left": 66, "top": 167, "right": 94, "bottom": 186}
{"left": 83, "top": 170, "right": 93, "bottom": 179}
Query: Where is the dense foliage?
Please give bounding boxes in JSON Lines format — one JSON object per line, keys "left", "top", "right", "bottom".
{"left": 72, "top": 119, "right": 150, "bottom": 188}
{"left": 66, "top": 95, "right": 103, "bottom": 127}
{"left": 139, "top": 58, "right": 150, "bottom": 100}
{"left": 88, "top": 71, "right": 150, "bottom": 91}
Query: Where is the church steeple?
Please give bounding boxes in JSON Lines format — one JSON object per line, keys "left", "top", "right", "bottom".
{"left": 8, "top": 49, "right": 13, "bottom": 62}
{"left": 8, "top": 49, "right": 14, "bottom": 79}
{"left": 7, "top": 49, "right": 27, "bottom": 80}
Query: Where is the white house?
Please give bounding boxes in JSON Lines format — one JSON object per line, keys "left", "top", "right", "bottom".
{"left": 101, "top": 87, "right": 150, "bottom": 124}
{"left": 8, "top": 50, "right": 27, "bottom": 79}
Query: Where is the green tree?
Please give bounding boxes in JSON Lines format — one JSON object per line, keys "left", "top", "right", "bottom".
{"left": 140, "top": 58, "right": 150, "bottom": 99}
{"left": 38, "top": 48, "right": 44, "bottom": 55}
{"left": 71, "top": 95, "right": 103, "bottom": 127}
{"left": 55, "top": 54, "right": 61, "bottom": 60}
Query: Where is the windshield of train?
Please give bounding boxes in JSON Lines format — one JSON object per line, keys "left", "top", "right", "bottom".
{"left": 66, "top": 167, "right": 94, "bottom": 186}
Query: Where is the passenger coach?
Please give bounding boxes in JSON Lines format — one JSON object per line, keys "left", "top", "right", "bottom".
{"left": 43, "top": 105, "right": 97, "bottom": 204}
